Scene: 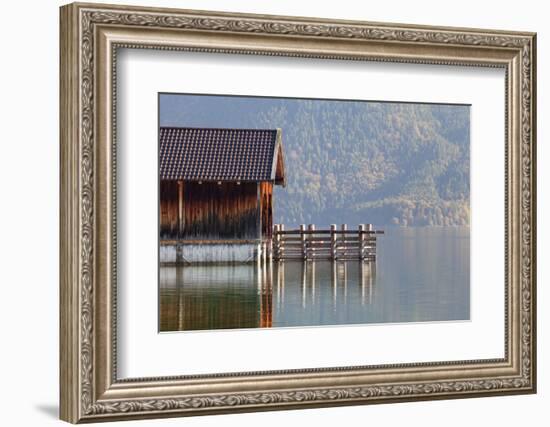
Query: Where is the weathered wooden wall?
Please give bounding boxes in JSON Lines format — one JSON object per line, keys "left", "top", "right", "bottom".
{"left": 259, "top": 182, "right": 273, "bottom": 239}
{"left": 160, "top": 180, "right": 264, "bottom": 240}
{"left": 160, "top": 180, "right": 179, "bottom": 238}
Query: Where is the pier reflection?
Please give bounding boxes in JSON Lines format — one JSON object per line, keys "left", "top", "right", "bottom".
{"left": 160, "top": 261, "right": 376, "bottom": 332}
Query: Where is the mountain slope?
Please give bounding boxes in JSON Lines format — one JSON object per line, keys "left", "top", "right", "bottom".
{"left": 160, "top": 95, "right": 470, "bottom": 227}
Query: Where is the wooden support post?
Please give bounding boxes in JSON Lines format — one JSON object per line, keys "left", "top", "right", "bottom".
{"left": 279, "top": 224, "right": 284, "bottom": 260}
{"left": 359, "top": 224, "right": 366, "bottom": 260}
{"left": 300, "top": 224, "right": 307, "bottom": 260}
{"left": 176, "top": 243, "right": 183, "bottom": 265}
{"left": 330, "top": 224, "right": 337, "bottom": 260}
{"left": 308, "top": 224, "right": 315, "bottom": 260}
{"left": 367, "top": 223, "right": 373, "bottom": 260}
{"left": 257, "top": 183, "right": 261, "bottom": 241}
{"left": 273, "top": 224, "right": 280, "bottom": 260}
{"left": 341, "top": 224, "right": 347, "bottom": 260}
{"left": 177, "top": 180, "right": 184, "bottom": 238}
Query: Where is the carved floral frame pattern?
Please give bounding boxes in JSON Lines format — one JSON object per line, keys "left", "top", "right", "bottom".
{"left": 60, "top": 2, "right": 536, "bottom": 423}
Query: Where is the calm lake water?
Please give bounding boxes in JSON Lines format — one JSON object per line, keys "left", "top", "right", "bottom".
{"left": 159, "top": 227, "right": 470, "bottom": 332}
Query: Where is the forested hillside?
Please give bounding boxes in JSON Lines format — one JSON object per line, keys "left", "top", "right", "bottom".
{"left": 161, "top": 94, "right": 470, "bottom": 227}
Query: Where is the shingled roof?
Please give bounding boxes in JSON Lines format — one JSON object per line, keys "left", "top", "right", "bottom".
{"left": 160, "top": 127, "right": 286, "bottom": 185}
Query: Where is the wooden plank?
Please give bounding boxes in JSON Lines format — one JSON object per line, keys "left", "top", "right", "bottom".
{"left": 275, "top": 229, "right": 383, "bottom": 235}
{"left": 277, "top": 237, "right": 368, "bottom": 243}
{"left": 271, "top": 223, "right": 382, "bottom": 261}
{"left": 276, "top": 240, "right": 376, "bottom": 245}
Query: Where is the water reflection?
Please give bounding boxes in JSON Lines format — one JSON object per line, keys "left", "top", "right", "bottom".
{"left": 159, "top": 227, "right": 470, "bottom": 332}
{"left": 160, "top": 261, "right": 376, "bottom": 332}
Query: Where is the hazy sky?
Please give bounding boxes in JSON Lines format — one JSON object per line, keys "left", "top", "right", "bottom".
{"left": 160, "top": 93, "right": 469, "bottom": 129}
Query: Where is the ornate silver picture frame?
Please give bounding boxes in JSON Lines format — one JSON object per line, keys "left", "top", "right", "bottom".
{"left": 60, "top": 2, "right": 536, "bottom": 423}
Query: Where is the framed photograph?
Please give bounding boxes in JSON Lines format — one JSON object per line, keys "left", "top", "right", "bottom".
{"left": 60, "top": 2, "right": 536, "bottom": 423}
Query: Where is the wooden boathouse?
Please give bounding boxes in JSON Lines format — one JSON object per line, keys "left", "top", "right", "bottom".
{"left": 159, "top": 127, "right": 286, "bottom": 264}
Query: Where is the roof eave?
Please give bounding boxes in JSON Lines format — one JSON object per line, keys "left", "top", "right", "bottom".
{"left": 271, "top": 129, "right": 287, "bottom": 187}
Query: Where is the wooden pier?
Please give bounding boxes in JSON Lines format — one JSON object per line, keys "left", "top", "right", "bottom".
{"left": 272, "top": 224, "right": 383, "bottom": 261}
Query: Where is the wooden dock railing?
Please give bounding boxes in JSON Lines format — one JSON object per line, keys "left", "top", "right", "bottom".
{"left": 272, "top": 224, "right": 383, "bottom": 261}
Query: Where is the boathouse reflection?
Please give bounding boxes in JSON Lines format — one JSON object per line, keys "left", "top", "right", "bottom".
{"left": 159, "top": 261, "right": 376, "bottom": 332}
